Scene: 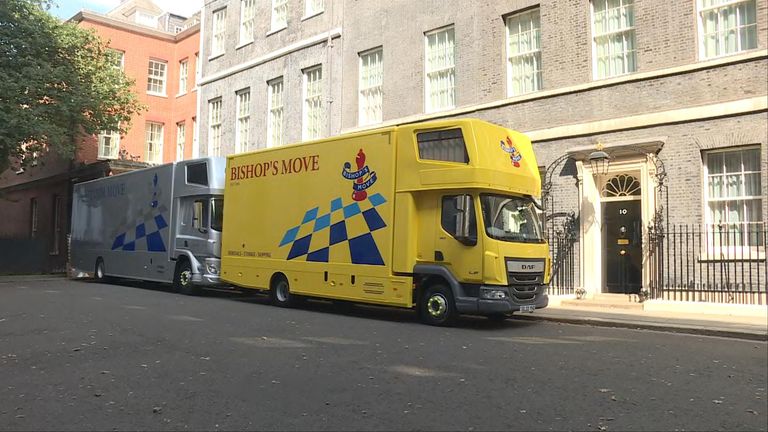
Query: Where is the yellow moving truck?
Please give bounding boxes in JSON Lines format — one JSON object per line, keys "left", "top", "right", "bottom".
{"left": 221, "top": 118, "right": 550, "bottom": 325}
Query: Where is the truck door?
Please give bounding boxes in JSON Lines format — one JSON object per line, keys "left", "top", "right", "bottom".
{"left": 177, "top": 197, "right": 210, "bottom": 256}
{"left": 435, "top": 194, "right": 483, "bottom": 283}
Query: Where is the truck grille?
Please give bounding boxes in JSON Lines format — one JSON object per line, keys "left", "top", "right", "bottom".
{"left": 505, "top": 258, "right": 545, "bottom": 303}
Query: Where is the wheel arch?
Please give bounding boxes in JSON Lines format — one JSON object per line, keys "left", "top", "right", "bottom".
{"left": 413, "top": 264, "right": 463, "bottom": 304}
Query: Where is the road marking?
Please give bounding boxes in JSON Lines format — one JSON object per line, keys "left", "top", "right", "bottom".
{"left": 301, "top": 336, "right": 368, "bottom": 345}
{"left": 168, "top": 315, "right": 204, "bottom": 322}
{"left": 230, "top": 337, "right": 310, "bottom": 348}
{"left": 486, "top": 336, "right": 581, "bottom": 345}
{"left": 91, "top": 297, "right": 104, "bottom": 300}
{"left": 387, "top": 365, "right": 458, "bottom": 377}
{"left": 43, "top": 290, "right": 61, "bottom": 294}
{"left": 123, "top": 305, "right": 147, "bottom": 310}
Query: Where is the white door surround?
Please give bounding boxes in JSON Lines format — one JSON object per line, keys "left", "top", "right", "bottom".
{"left": 569, "top": 138, "right": 666, "bottom": 296}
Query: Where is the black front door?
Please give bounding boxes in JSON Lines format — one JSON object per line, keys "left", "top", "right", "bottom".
{"left": 603, "top": 200, "right": 642, "bottom": 294}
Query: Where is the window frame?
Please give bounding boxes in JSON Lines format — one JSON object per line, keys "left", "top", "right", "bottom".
{"left": 240, "top": 0, "right": 256, "bottom": 45}
{"left": 505, "top": 7, "right": 543, "bottom": 97}
{"left": 97, "top": 130, "right": 120, "bottom": 159}
{"left": 359, "top": 47, "right": 384, "bottom": 126}
{"left": 304, "top": 0, "right": 324, "bottom": 19}
{"left": 145, "top": 122, "right": 164, "bottom": 164}
{"left": 697, "top": 0, "right": 758, "bottom": 60}
{"left": 211, "top": 8, "right": 228, "bottom": 57}
{"left": 701, "top": 145, "right": 764, "bottom": 260}
{"left": 146, "top": 59, "right": 168, "bottom": 96}
{"left": 236, "top": 88, "right": 251, "bottom": 153}
{"left": 208, "top": 98, "right": 223, "bottom": 156}
{"left": 178, "top": 59, "right": 188, "bottom": 96}
{"left": 302, "top": 65, "right": 324, "bottom": 141}
{"left": 271, "top": 0, "right": 288, "bottom": 32}
{"left": 590, "top": 0, "right": 637, "bottom": 80}
{"left": 109, "top": 49, "right": 125, "bottom": 70}
{"left": 267, "top": 77, "right": 284, "bottom": 148}
{"left": 424, "top": 25, "right": 456, "bottom": 113}
{"left": 176, "top": 121, "right": 186, "bottom": 161}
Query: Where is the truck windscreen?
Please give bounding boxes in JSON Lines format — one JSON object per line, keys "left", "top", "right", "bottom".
{"left": 211, "top": 198, "right": 223, "bottom": 232}
{"left": 480, "top": 194, "right": 544, "bottom": 243}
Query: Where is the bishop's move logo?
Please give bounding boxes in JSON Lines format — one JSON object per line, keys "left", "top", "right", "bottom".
{"left": 500, "top": 136, "right": 523, "bottom": 168}
{"left": 342, "top": 149, "right": 377, "bottom": 201}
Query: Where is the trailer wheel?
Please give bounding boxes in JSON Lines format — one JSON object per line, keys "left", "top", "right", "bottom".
{"left": 270, "top": 275, "right": 294, "bottom": 308}
{"left": 174, "top": 259, "right": 198, "bottom": 295}
{"left": 94, "top": 258, "right": 107, "bottom": 282}
{"left": 419, "top": 283, "right": 457, "bottom": 327}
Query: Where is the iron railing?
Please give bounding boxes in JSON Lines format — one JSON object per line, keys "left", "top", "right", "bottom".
{"left": 546, "top": 212, "right": 579, "bottom": 296}
{"left": 648, "top": 222, "right": 767, "bottom": 304}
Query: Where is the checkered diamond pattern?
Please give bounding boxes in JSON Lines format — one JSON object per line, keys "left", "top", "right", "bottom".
{"left": 111, "top": 206, "right": 169, "bottom": 252}
{"left": 280, "top": 193, "right": 387, "bottom": 265}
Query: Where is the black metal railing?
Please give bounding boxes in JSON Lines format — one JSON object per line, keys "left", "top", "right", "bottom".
{"left": 648, "top": 222, "right": 767, "bottom": 304}
{"left": 546, "top": 212, "right": 579, "bottom": 296}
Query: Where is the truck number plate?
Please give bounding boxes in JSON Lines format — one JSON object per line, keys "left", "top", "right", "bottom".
{"left": 519, "top": 305, "right": 536, "bottom": 313}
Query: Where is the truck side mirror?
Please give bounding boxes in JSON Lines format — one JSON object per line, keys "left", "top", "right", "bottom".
{"left": 454, "top": 195, "right": 477, "bottom": 246}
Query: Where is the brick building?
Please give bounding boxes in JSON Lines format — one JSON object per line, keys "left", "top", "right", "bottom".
{"left": 196, "top": 0, "right": 767, "bottom": 304}
{"left": 0, "top": 0, "right": 201, "bottom": 274}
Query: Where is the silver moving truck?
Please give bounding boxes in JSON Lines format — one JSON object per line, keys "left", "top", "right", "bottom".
{"left": 70, "top": 157, "right": 226, "bottom": 294}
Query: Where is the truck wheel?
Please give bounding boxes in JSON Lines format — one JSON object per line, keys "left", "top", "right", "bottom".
{"left": 94, "top": 258, "right": 107, "bottom": 282}
{"left": 174, "top": 260, "right": 198, "bottom": 295}
{"left": 419, "top": 283, "right": 457, "bottom": 327}
{"left": 270, "top": 275, "right": 294, "bottom": 308}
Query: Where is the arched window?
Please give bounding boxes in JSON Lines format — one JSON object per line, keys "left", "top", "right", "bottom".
{"left": 602, "top": 174, "right": 641, "bottom": 197}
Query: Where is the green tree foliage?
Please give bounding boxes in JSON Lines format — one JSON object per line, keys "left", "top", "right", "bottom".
{"left": 0, "top": 0, "right": 145, "bottom": 172}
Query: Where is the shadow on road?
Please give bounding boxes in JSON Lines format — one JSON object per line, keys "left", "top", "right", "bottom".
{"left": 81, "top": 277, "right": 541, "bottom": 331}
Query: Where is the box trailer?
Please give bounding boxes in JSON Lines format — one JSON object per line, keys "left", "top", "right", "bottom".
{"left": 221, "top": 119, "right": 550, "bottom": 325}
{"left": 70, "top": 157, "right": 226, "bottom": 293}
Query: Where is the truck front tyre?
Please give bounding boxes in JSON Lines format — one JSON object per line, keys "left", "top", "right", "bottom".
{"left": 419, "top": 284, "right": 457, "bottom": 327}
{"left": 270, "top": 275, "right": 295, "bottom": 308}
{"left": 174, "top": 260, "right": 198, "bottom": 295}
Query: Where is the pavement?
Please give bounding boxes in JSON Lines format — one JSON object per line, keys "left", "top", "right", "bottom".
{"left": 516, "top": 300, "right": 768, "bottom": 341}
{"left": 2, "top": 274, "right": 766, "bottom": 340}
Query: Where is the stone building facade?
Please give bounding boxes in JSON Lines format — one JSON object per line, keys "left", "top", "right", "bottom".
{"left": 196, "top": 0, "right": 767, "bottom": 302}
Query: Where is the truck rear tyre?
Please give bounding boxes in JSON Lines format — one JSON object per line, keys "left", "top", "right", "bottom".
{"left": 174, "top": 260, "right": 199, "bottom": 295}
{"left": 270, "top": 275, "right": 295, "bottom": 308}
{"left": 419, "top": 283, "right": 457, "bottom": 327}
{"left": 95, "top": 258, "right": 107, "bottom": 282}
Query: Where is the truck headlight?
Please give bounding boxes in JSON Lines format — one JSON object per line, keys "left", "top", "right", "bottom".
{"left": 205, "top": 262, "right": 219, "bottom": 275}
{"left": 480, "top": 288, "right": 508, "bottom": 299}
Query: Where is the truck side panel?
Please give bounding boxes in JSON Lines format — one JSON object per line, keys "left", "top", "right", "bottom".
{"left": 71, "top": 164, "right": 174, "bottom": 282}
{"left": 222, "top": 131, "right": 412, "bottom": 307}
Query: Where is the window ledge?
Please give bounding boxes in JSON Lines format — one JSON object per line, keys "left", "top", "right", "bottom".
{"left": 698, "top": 47, "right": 762, "bottom": 63}
{"left": 236, "top": 40, "right": 254, "bottom": 50}
{"left": 267, "top": 26, "right": 287, "bottom": 37}
{"left": 176, "top": 91, "right": 187, "bottom": 98}
{"left": 208, "top": 52, "right": 224, "bottom": 61}
{"left": 301, "top": 11, "right": 323, "bottom": 22}
{"left": 698, "top": 252, "right": 766, "bottom": 263}
{"left": 147, "top": 92, "right": 167, "bottom": 98}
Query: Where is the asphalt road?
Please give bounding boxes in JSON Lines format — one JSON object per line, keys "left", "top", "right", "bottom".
{"left": 1, "top": 278, "right": 766, "bottom": 431}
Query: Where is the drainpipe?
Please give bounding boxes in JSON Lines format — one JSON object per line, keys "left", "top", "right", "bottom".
{"left": 325, "top": 0, "right": 335, "bottom": 138}
{"left": 193, "top": 5, "right": 206, "bottom": 158}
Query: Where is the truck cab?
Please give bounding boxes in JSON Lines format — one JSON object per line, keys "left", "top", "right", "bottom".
{"left": 171, "top": 158, "right": 226, "bottom": 291}
{"left": 392, "top": 120, "right": 550, "bottom": 324}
